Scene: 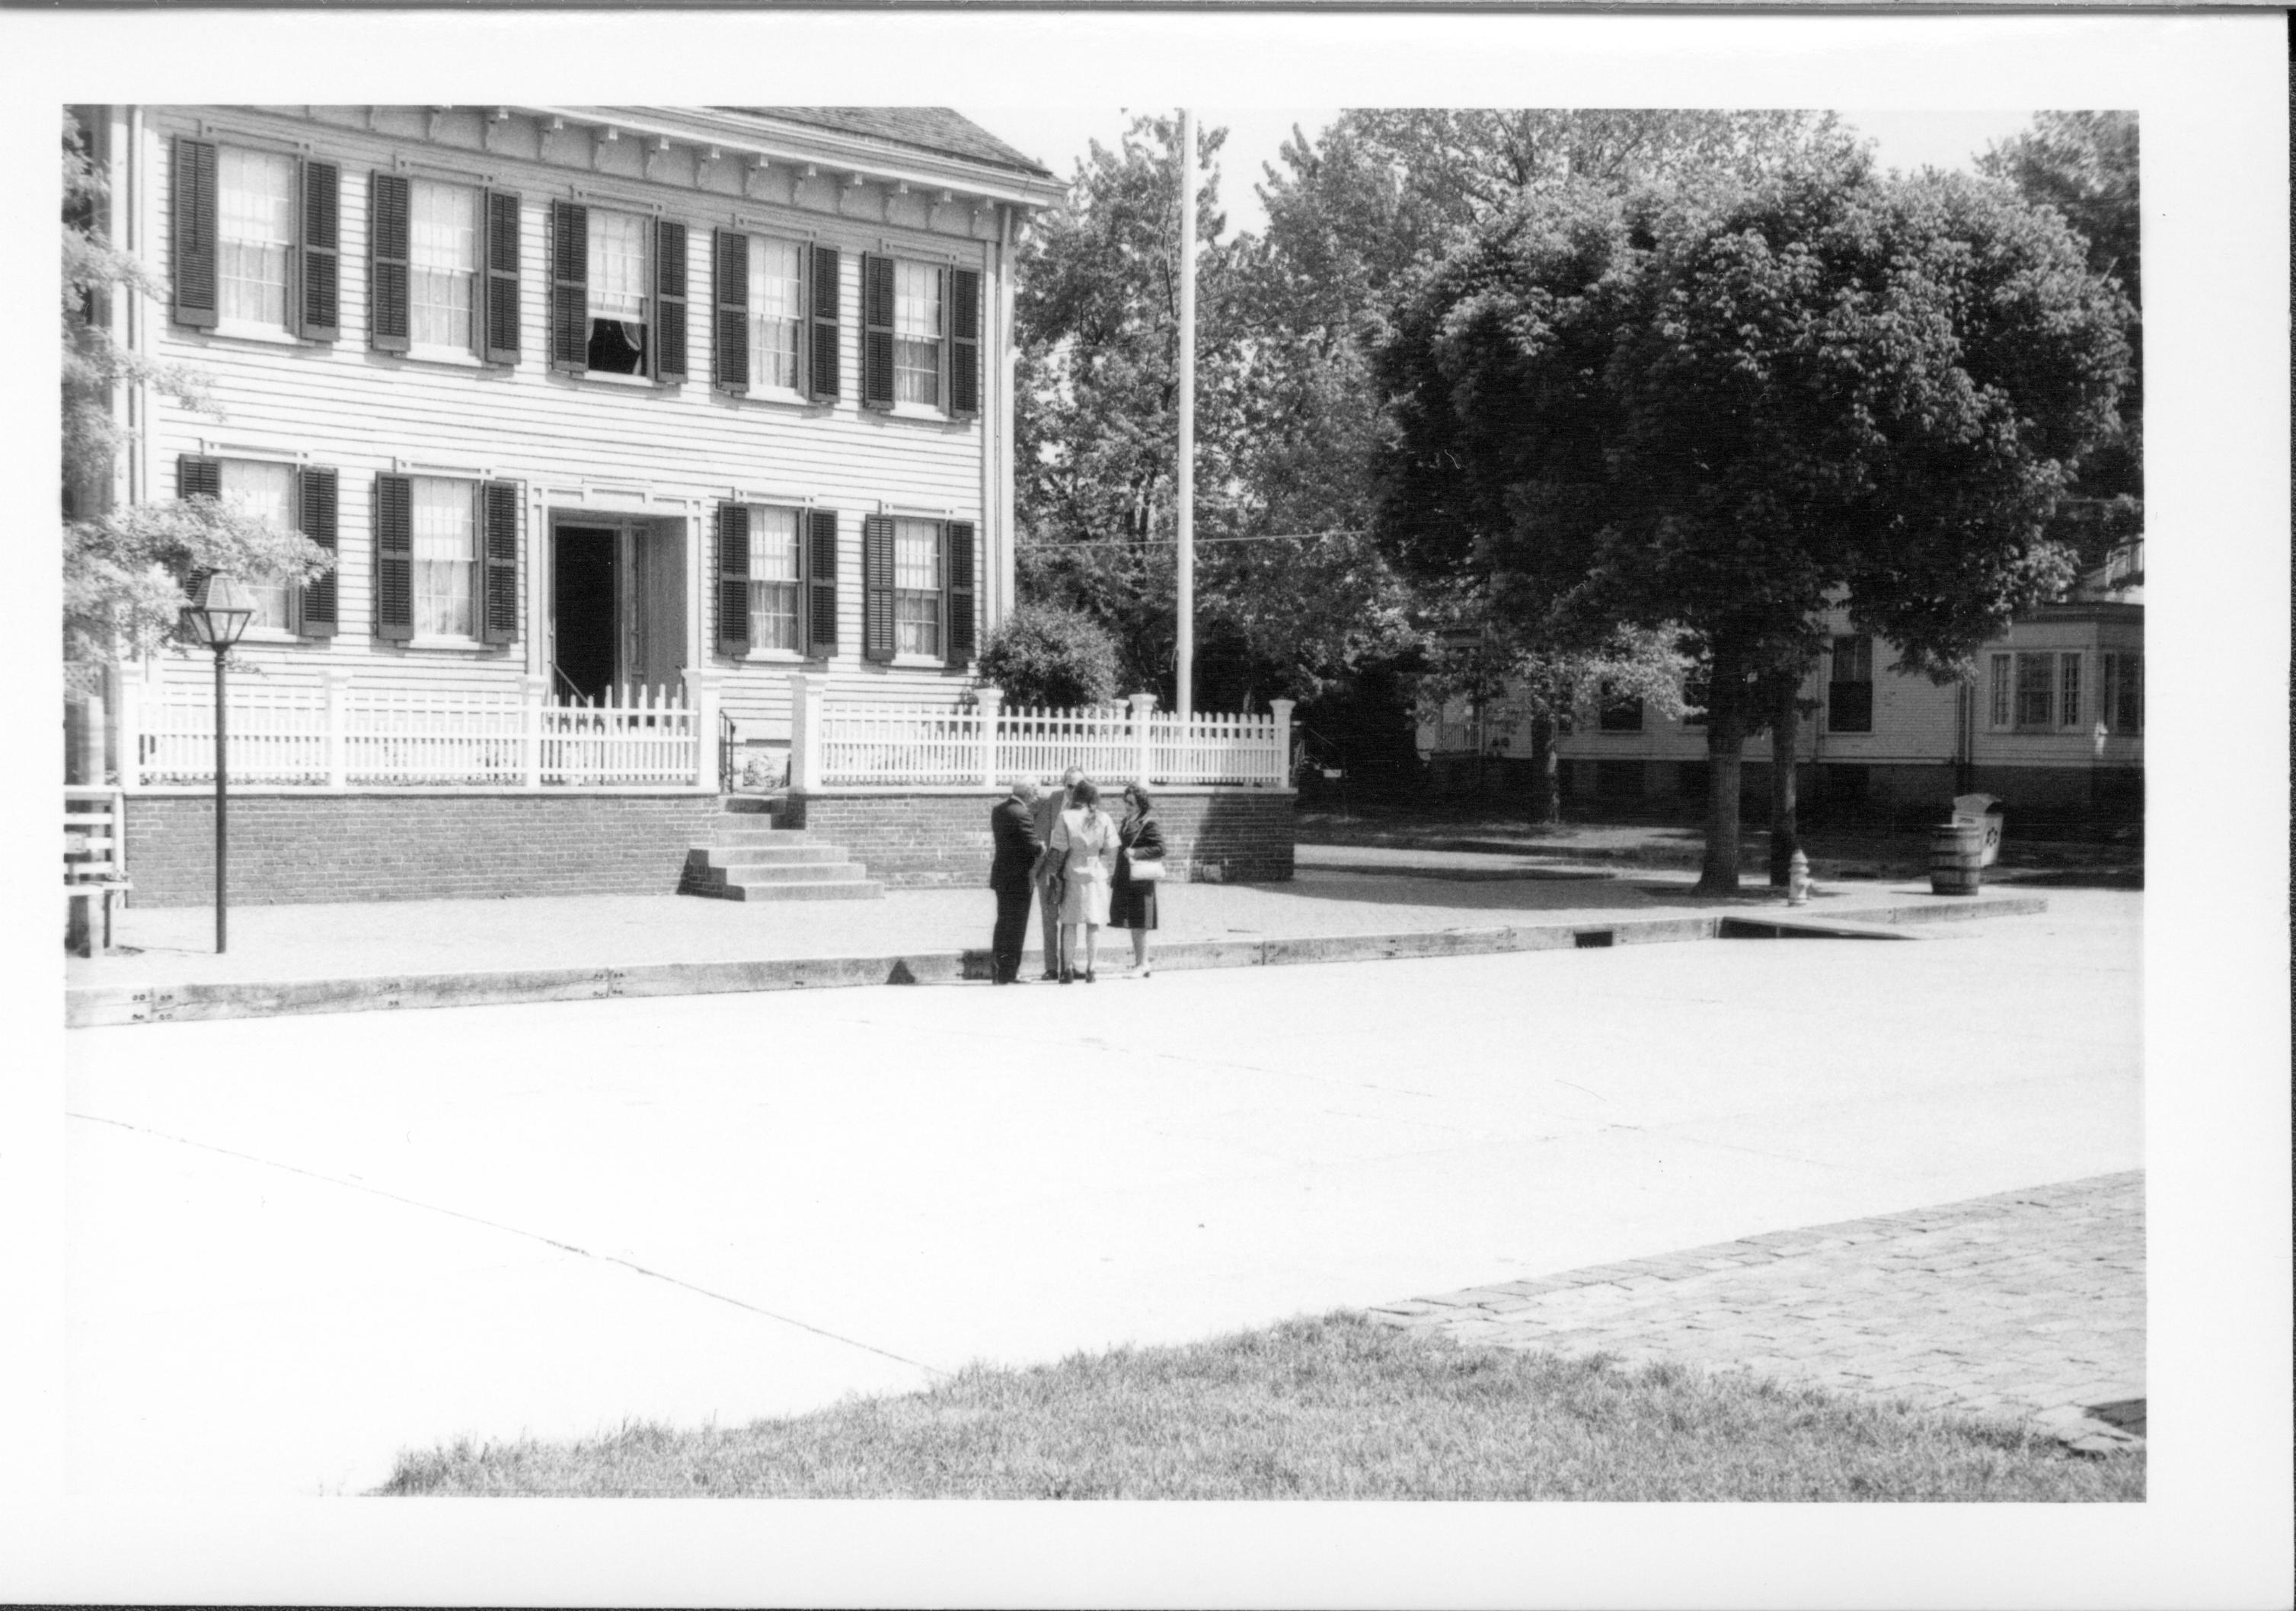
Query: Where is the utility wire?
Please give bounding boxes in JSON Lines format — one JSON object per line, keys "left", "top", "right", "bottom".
{"left": 1020, "top": 529, "right": 1368, "bottom": 550}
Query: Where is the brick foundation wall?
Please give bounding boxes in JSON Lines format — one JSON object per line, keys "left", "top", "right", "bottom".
{"left": 123, "top": 792, "right": 723, "bottom": 906}
{"left": 783, "top": 788, "right": 1297, "bottom": 888}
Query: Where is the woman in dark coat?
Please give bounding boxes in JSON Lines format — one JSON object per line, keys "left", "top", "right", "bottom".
{"left": 1110, "top": 782, "right": 1167, "bottom": 976}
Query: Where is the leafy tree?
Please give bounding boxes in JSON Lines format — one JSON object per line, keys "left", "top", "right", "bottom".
{"left": 975, "top": 599, "right": 1125, "bottom": 708}
{"left": 1978, "top": 111, "right": 2142, "bottom": 570}
{"left": 1014, "top": 114, "right": 1417, "bottom": 713}
{"left": 62, "top": 110, "right": 330, "bottom": 666}
{"left": 1378, "top": 159, "right": 2133, "bottom": 890}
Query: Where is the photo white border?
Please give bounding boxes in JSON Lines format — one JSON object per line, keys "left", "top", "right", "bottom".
{"left": 4, "top": 9, "right": 2287, "bottom": 1607}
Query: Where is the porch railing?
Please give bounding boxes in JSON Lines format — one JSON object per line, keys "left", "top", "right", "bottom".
{"left": 793, "top": 678, "right": 1293, "bottom": 790}
{"left": 120, "top": 673, "right": 723, "bottom": 791}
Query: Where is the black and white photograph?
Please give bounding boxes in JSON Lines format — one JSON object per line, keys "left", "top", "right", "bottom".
{"left": 11, "top": 6, "right": 2290, "bottom": 1606}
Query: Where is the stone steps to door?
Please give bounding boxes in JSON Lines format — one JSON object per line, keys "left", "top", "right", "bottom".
{"left": 680, "top": 797, "right": 883, "bottom": 902}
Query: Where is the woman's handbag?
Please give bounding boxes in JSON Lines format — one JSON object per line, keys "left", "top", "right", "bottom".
{"left": 1127, "top": 855, "right": 1167, "bottom": 883}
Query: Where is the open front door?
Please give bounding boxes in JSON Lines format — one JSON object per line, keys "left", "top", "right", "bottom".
{"left": 551, "top": 517, "right": 688, "bottom": 702}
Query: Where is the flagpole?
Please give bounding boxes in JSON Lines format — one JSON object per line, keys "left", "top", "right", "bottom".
{"left": 1174, "top": 107, "right": 1196, "bottom": 722}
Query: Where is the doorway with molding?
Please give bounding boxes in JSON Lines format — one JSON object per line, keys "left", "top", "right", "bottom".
{"left": 549, "top": 516, "right": 688, "bottom": 703}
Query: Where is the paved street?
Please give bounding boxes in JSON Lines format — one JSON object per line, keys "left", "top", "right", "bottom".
{"left": 66, "top": 890, "right": 2139, "bottom": 1495}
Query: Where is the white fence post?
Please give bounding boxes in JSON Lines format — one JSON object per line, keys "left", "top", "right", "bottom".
{"left": 1269, "top": 698, "right": 1295, "bottom": 789}
{"left": 1129, "top": 690, "right": 1158, "bottom": 785}
{"left": 685, "top": 668, "right": 726, "bottom": 791}
{"left": 788, "top": 671, "right": 825, "bottom": 790}
{"left": 115, "top": 664, "right": 143, "bottom": 791}
{"left": 520, "top": 674, "right": 547, "bottom": 788}
{"left": 324, "top": 669, "right": 353, "bottom": 788}
{"left": 975, "top": 685, "right": 1003, "bottom": 788}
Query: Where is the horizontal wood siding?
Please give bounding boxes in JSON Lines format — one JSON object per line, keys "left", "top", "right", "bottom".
{"left": 139, "top": 107, "right": 1002, "bottom": 718}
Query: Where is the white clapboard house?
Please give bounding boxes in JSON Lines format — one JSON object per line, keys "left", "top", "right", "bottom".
{"left": 76, "top": 107, "right": 1297, "bottom": 908}
{"left": 1422, "top": 543, "right": 2144, "bottom": 829}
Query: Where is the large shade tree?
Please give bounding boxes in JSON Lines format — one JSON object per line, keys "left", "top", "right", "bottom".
{"left": 1378, "top": 157, "right": 2134, "bottom": 890}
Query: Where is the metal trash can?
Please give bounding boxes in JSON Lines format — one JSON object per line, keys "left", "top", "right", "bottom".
{"left": 1951, "top": 794, "right": 2005, "bottom": 868}
{"left": 1930, "top": 822, "right": 1986, "bottom": 894}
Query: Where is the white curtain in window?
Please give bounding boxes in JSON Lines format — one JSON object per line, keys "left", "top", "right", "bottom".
{"left": 412, "top": 479, "right": 476, "bottom": 638}
{"left": 410, "top": 181, "right": 478, "bottom": 350}
{"left": 893, "top": 518, "right": 941, "bottom": 656}
{"left": 588, "top": 209, "right": 649, "bottom": 322}
{"left": 219, "top": 149, "right": 295, "bottom": 326}
{"left": 749, "top": 238, "right": 804, "bottom": 391}
{"left": 893, "top": 261, "right": 942, "bottom": 405}
{"left": 748, "top": 507, "right": 801, "bottom": 650}
{"left": 219, "top": 460, "right": 295, "bottom": 629}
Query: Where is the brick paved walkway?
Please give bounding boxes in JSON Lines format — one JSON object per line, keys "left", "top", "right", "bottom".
{"left": 1371, "top": 1173, "right": 2144, "bottom": 1442}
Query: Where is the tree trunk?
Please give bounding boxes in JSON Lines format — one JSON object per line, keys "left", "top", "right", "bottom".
{"left": 1527, "top": 713, "right": 1562, "bottom": 826}
{"left": 1768, "top": 679, "right": 1801, "bottom": 887}
{"left": 1697, "top": 655, "right": 1747, "bottom": 895}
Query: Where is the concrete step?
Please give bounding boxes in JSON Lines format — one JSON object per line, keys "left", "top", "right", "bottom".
{"left": 719, "top": 860, "right": 872, "bottom": 886}
{"left": 687, "top": 843, "right": 849, "bottom": 869}
{"left": 709, "top": 826, "right": 818, "bottom": 846}
{"left": 695, "top": 874, "right": 884, "bottom": 902}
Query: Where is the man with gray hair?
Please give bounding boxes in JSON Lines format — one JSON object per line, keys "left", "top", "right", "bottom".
{"left": 988, "top": 776, "right": 1043, "bottom": 986}
{"left": 1030, "top": 766, "right": 1084, "bottom": 980}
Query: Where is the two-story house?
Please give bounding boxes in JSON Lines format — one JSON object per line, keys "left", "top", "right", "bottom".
{"left": 81, "top": 104, "right": 1074, "bottom": 904}
{"left": 1422, "top": 544, "right": 2144, "bottom": 830}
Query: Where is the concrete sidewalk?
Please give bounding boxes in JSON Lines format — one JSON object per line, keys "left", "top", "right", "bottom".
{"left": 65, "top": 855, "right": 2043, "bottom": 1025}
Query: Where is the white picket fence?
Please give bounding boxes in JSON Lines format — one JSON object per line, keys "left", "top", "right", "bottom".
{"left": 797, "top": 682, "right": 1293, "bottom": 789}
{"left": 126, "top": 679, "right": 711, "bottom": 790}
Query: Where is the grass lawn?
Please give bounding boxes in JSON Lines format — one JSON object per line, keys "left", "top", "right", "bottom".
{"left": 380, "top": 1313, "right": 2141, "bottom": 1501}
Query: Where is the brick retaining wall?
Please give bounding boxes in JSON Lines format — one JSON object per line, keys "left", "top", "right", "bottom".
{"left": 782, "top": 788, "right": 1297, "bottom": 889}
{"left": 123, "top": 793, "right": 723, "bottom": 906}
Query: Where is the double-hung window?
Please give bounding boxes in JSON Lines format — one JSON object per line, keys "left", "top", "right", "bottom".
{"left": 749, "top": 238, "right": 806, "bottom": 393}
{"left": 1828, "top": 634, "right": 1875, "bottom": 733}
{"left": 893, "top": 263, "right": 944, "bottom": 408}
{"left": 411, "top": 478, "right": 479, "bottom": 640}
{"left": 1595, "top": 684, "right": 1643, "bottom": 733}
{"left": 408, "top": 181, "right": 480, "bottom": 354}
{"left": 218, "top": 147, "right": 295, "bottom": 330}
{"left": 218, "top": 460, "right": 296, "bottom": 631}
{"left": 2058, "top": 652, "right": 2084, "bottom": 729}
{"left": 2100, "top": 652, "right": 2144, "bottom": 734}
{"left": 586, "top": 208, "right": 650, "bottom": 374}
{"left": 748, "top": 507, "right": 803, "bottom": 651}
{"left": 893, "top": 518, "right": 943, "bottom": 657}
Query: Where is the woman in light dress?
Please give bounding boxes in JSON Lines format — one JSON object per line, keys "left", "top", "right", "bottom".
{"left": 1047, "top": 777, "right": 1118, "bottom": 983}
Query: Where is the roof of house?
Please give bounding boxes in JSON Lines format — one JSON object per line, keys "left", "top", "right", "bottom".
{"left": 717, "top": 107, "right": 1052, "bottom": 178}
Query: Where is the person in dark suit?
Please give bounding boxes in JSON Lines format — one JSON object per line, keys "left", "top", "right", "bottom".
{"left": 988, "top": 778, "right": 1043, "bottom": 985}
{"left": 1030, "top": 766, "right": 1083, "bottom": 980}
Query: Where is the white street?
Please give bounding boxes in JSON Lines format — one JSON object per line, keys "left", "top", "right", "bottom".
{"left": 67, "top": 892, "right": 2140, "bottom": 1496}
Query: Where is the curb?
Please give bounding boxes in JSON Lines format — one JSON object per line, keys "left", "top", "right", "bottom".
{"left": 66, "top": 893, "right": 2048, "bottom": 1028}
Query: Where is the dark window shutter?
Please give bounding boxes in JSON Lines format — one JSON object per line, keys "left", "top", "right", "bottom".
{"left": 806, "top": 508, "right": 839, "bottom": 658}
{"left": 481, "top": 481, "right": 520, "bottom": 644}
{"left": 297, "top": 160, "right": 340, "bottom": 341}
{"left": 861, "top": 513, "right": 896, "bottom": 662}
{"left": 175, "top": 454, "right": 221, "bottom": 502}
{"left": 653, "top": 220, "right": 688, "bottom": 384}
{"left": 549, "top": 201, "right": 588, "bottom": 373}
{"left": 295, "top": 466, "right": 339, "bottom": 638}
{"left": 860, "top": 254, "right": 896, "bottom": 411}
{"left": 368, "top": 171, "right": 410, "bottom": 353}
{"left": 715, "top": 503, "right": 750, "bottom": 659}
{"left": 713, "top": 229, "right": 749, "bottom": 395}
{"left": 171, "top": 137, "right": 218, "bottom": 329}
{"left": 483, "top": 190, "right": 522, "bottom": 363}
{"left": 808, "top": 245, "right": 840, "bottom": 401}
{"left": 174, "top": 455, "right": 222, "bottom": 606}
{"left": 372, "top": 474, "right": 414, "bottom": 641}
{"left": 945, "top": 520, "right": 976, "bottom": 665}
{"left": 948, "top": 267, "right": 981, "bottom": 420}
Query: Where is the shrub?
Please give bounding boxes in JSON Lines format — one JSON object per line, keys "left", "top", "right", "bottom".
{"left": 976, "top": 601, "right": 1126, "bottom": 708}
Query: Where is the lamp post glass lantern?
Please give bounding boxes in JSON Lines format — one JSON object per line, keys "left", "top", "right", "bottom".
{"left": 179, "top": 574, "right": 257, "bottom": 954}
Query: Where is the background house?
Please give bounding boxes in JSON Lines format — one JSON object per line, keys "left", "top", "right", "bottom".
{"left": 1423, "top": 543, "right": 2144, "bottom": 830}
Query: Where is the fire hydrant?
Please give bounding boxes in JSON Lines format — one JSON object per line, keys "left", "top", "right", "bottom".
{"left": 1787, "top": 849, "right": 1811, "bottom": 906}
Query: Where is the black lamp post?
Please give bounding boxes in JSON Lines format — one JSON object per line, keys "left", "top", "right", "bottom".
{"left": 179, "top": 575, "right": 254, "bottom": 953}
